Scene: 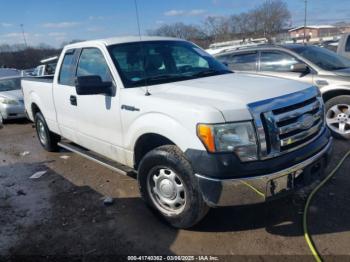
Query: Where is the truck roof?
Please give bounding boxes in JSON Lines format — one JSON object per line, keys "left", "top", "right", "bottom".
{"left": 65, "top": 36, "right": 183, "bottom": 48}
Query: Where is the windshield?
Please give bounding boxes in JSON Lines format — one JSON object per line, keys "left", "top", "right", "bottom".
{"left": 289, "top": 45, "right": 350, "bottom": 71}
{"left": 108, "top": 40, "right": 232, "bottom": 88}
{"left": 0, "top": 78, "right": 21, "bottom": 92}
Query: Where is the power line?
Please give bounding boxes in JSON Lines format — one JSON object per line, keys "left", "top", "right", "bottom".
{"left": 303, "top": 0, "right": 307, "bottom": 43}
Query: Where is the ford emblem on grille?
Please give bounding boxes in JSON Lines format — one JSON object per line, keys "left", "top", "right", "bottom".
{"left": 299, "top": 114, "right": 314, "bottom": 130}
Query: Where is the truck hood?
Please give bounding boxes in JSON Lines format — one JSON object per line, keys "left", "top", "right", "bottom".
{"left": 0, "top": 89, "right": 23, "bottom": 101}
{"left": 149, "top": 73, "right": 311, "bottom": 121}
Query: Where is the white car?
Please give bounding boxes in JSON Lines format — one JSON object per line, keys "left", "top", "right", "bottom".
{"left": 0, "top": 77, "right": 26, "bottom": 122}
{"left": 22, "top": 36, "right": 332, "bottom": 228}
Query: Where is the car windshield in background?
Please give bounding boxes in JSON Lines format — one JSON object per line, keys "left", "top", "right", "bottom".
{"left": 0, "top": 78, "right": 21, "bottom": 92}
{"left": 0, "top": 68, "right": 21, "bottom": 78}
{"left": 108, "top": 41, "right": 232, "bottom": 88}
{"left": 288, "top": 45, "right": 350, "bottom": 71}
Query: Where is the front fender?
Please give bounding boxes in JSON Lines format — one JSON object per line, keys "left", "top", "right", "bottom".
{"left": 124, "top": 112, "right": 205, "bottom": 153}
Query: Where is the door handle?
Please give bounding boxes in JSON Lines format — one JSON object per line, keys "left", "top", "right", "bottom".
{"left": 70, "top": 95, "right": 77, "bottom": 106}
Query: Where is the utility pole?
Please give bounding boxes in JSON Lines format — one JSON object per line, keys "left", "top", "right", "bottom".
{"left": 20, "top": 24, "right": 28, "bottom": 48}
{"left": 303, "top": 0, "right": 307, "bottom": 44}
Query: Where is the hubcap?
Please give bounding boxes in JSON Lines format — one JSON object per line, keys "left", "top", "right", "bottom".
{"left": 326, "top": 104, "right": 350, "bottom": 135}
{"left": 37, "top": 120, "right": 47, "bottom": 144}
{"left": 147, "top": 167, "right": 186, "bottom": 215}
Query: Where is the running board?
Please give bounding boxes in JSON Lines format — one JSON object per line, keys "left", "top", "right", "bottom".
{"left": 58, "top": 141, "right": 136, "bottom": 178}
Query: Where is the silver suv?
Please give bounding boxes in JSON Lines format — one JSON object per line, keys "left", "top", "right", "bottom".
{"left": 215, "top": 44, "right": 350, "bottom": 139}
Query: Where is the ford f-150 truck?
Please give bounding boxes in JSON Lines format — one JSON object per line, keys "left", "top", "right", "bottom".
{"left": 22, "top": 36, "right": 332, "bottom": 228}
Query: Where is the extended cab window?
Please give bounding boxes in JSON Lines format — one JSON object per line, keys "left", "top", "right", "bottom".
{"left": 58, "top": 50, "right": 76, "bottom": 86}
{"left": 77, "top": 48, "right": 112, "bottom": 82}
{"left": 260, "top": 51, "right": 300, "bottom": 72}
{"left": 230, "top": 52, "right": 257, "bottom": 71}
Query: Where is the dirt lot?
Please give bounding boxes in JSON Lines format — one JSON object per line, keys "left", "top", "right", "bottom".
{"left": 1, "top": 120, "right": 350, "bottom": 261}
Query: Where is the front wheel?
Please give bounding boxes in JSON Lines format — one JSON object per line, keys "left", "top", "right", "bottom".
{"left": 325, "top": 95, "right": 350, "bottom": 140}
{"left": 138, "top": 145, "right": 209, "bottom": 228}
{"left": 35, "top": 112, "right": 60, "bottom": 152}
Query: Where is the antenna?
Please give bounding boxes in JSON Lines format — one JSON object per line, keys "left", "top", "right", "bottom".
{"left": 20, "top": 24, "right": 28, "bottom": 48}
{"left": 134, "top": 0, "right": 142, "bottom": 41}
{"left": 134, "top": 0, "right": 151, "bottom": 96}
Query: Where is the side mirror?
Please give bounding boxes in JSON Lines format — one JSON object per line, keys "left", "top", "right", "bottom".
{"left": 75, "top": 75, "right": 113, "bottom": 96}
{"left": 290, "top": 63, "right": 310, "bottom": 73}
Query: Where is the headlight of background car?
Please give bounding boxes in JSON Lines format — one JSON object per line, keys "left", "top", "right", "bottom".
{"left": 0, "top": 97, "right": 19, "bottom": 105}
{"left": 197, "top": 122, "right": 258, "bottom": 162}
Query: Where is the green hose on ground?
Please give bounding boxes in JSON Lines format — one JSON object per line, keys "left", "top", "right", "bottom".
{"left": 303, "top": 150, "right": 350, "bottom": 262}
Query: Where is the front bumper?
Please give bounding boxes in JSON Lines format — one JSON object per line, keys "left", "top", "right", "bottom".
{"left": 0, "top": 103, "right": 26, "bottom": 120}
{"left": 196, "top": 138, "right": 332, "bottom": 207}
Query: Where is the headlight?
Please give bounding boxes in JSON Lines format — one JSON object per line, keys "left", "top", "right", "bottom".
{"left": 197, "top": 122, "right": 258, "bottom": 161}
{"left": 0, "top": 97, "right": 18, "bottom": 105}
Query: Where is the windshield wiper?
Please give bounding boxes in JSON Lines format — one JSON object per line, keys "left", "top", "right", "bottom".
{"left": 132, "top": 74, "right": 189, "bottom": 84}
{"left": 190, "top": 69, "right": 231, "bottom": 78}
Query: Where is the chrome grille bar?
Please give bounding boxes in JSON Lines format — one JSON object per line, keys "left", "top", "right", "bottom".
{"left": 280, "top": 121, "right": 323, "bottom": 147}
{"left": 248, "top": 86, "right": 324, "bottom": 160}
{"left": 278, "top": 109, "right": 322, "bottom": 135}
{"left": 274, "top": 100, "right": 320, "bottom": 122}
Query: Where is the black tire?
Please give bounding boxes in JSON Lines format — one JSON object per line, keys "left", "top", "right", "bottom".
{"left": 325, "top": 95, "right": 350, "bottom": 140}
{"left": 138, "top": 145, "right": 209, "bottom": 228}
{"left": 34, "top": 112, "right": 60, "bottom": 152}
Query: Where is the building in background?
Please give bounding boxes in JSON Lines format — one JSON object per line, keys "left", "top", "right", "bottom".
{"left": 288, "top": 25, "right": 340, "bottom": 40}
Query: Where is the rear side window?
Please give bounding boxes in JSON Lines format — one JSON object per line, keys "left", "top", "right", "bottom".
{"left": 58, "top": 50, "right": 76, "bottom": 86}
{"left": 230, "top": 52, "right": 257, "bottom": 71}
{"left": 345, "top": 36, "right": 350, "bottom": 52}
{"left": 260, "top": 51, "right": 300, "bottom": 72}
{"left": 76, "top": 48, "right": 112, "bottom": 82}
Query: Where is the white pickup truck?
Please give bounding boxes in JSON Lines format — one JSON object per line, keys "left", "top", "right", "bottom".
{"left": 22, "top": 36, "right": 332, "bottom": 228}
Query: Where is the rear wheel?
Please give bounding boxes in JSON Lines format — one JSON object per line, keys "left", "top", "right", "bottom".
{"left": 35, "top": 112, "right": 60, "bottom": 152}
{"left": 325, "top": 95, "right": 350, "bottom": 140}
{"left": 138, "top": 145, "right": 209, "bottom": 228}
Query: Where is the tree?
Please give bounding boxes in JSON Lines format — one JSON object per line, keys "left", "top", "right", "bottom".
{"left": 254, "top": 0, "right": 291, "bottom": 39}
{"left": 148, "top": 22, "right": 205, "bottom": 39}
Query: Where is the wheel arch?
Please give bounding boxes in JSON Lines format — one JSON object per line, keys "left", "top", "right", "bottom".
{"left": 322, "top": 87, "right": 350, "bottom": 102}
{"left": 133, "top": 133, "right": 176, "bottom": 169}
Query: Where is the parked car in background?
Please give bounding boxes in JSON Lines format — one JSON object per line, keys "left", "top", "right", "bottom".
{"left": 0, "top": 68, "right": 21, "bottom": 78}
{"left": 0, "top": 77, "right": 26, "bottom": 121}
{"left": 337, "top": 33, "right": 350, "bottom": 59}
{"left": 215, "top": 44, "right": 350, "bottom": 139}
{"left": 31, "top": 56, "right": 58, "bottom": 77}
{"left": 22, "top": 36, "right": 332, "bottom": 228}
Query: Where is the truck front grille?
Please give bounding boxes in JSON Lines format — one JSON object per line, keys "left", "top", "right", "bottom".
{"left": 248, "top": 87, "right": 325, "bottom": 160}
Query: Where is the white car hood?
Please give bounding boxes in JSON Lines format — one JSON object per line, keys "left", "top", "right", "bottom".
{"left": 0, "top": 89, "right": 23, "bottom": 101}
{"left": 148, "top": 73, "right": 312, "bottom": 121}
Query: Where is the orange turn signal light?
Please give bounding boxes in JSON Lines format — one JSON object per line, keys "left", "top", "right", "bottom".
{"left": 197, "top": 124, "right": 216, "bottom": 153}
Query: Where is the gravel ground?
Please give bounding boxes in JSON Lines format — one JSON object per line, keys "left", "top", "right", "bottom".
{"left": 0, "top": 120, "right": 350, "bottom": 261}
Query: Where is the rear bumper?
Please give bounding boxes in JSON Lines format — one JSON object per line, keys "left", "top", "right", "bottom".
{"left": 195, "top": 138, "right": 332, "bottom": 207}
{"left": 0, "top": 103, "right": 26, "bottom": 119}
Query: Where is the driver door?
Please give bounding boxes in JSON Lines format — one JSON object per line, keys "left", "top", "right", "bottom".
{"left": 73, "top": 47, "right": 124, "bottom": 162}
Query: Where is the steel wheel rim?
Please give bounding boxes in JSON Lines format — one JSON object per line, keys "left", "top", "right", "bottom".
{"left": 326, "top": 104, "right": 350, "bottom": 135}
{"left": 37, "top": 119, "right": 47, "bottom": 145}
{"left": 147, "top": 166, "right": 187, "bottom": 215}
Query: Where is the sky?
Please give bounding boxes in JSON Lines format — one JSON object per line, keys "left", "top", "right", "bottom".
{"left": 0, "top": 0, "right": 349, "bottom": 47}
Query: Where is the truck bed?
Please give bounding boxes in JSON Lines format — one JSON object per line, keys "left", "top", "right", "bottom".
{"left": 21, "top": 77, "right": 56, "bottom": 128}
